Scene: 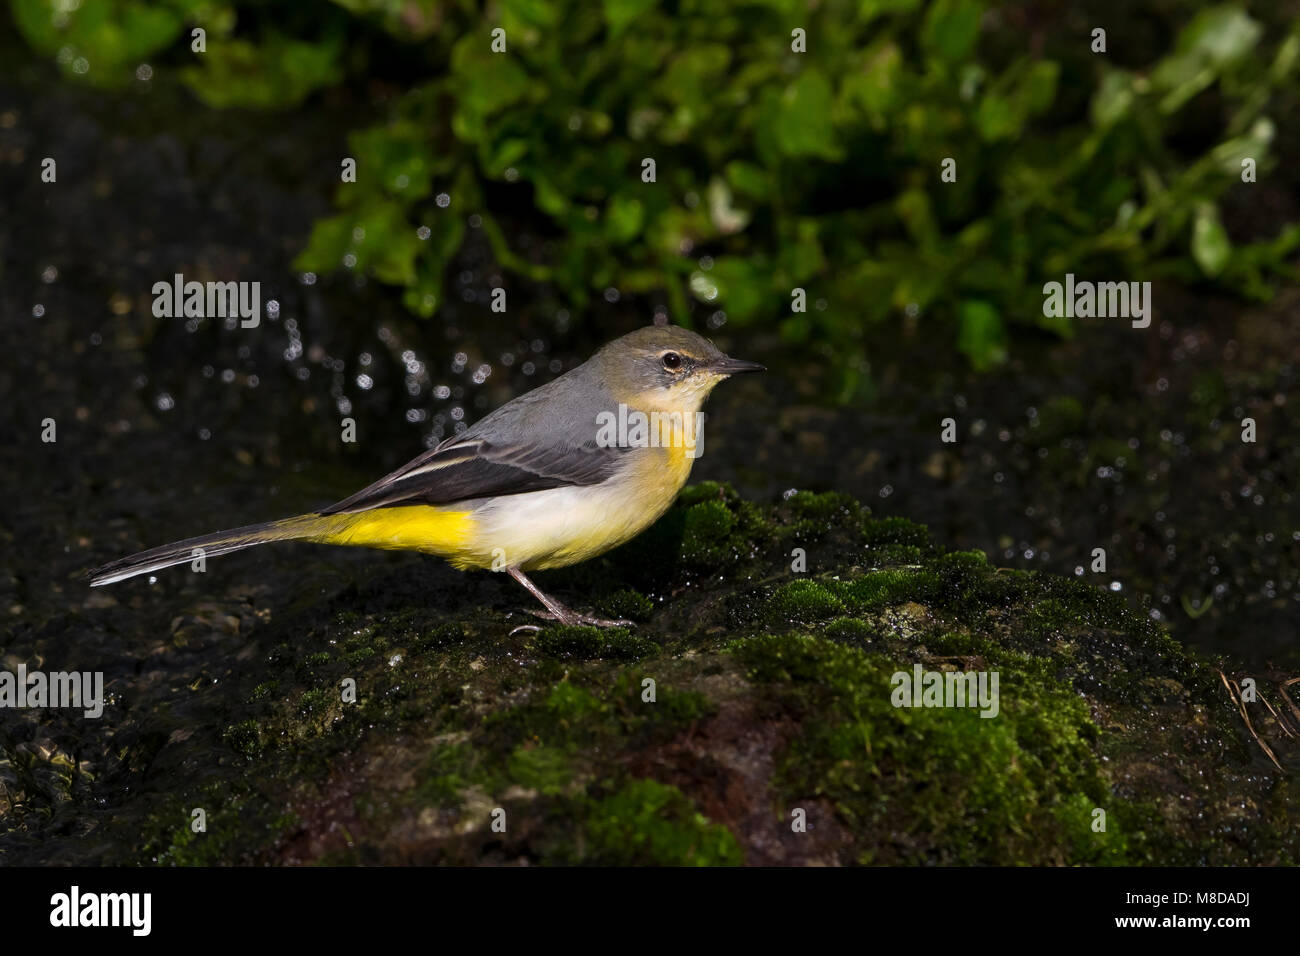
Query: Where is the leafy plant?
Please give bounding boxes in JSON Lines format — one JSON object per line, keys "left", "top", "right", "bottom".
{"left": 13, "top": 0, "right": 1300, "bottom": 395}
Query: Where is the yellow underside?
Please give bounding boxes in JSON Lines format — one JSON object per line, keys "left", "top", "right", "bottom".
{"left": 313, "top": 506, "right": 478, "bottom": 564}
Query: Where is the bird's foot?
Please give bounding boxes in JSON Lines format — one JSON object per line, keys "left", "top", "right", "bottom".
{"left": 503, "top": 567, "right": 634, "bottom": 629}
{"left": 525, "top": 608, "right": 634, "bottom": 629}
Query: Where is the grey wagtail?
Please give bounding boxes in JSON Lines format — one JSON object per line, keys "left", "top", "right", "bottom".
{"left": 89, "top": 325, "right": 764, "bottom": 627}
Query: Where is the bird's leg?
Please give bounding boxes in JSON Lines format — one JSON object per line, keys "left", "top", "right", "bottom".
{"left": 506, "top": 566, "right": 575, "bottom": 622}
{"left": 506, "top": 566, "right": 633, "bottom": 629}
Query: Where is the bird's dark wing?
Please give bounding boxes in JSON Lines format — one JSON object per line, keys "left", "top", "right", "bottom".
{"left": 320, "top": 435, "right": 628, "bottom": 514}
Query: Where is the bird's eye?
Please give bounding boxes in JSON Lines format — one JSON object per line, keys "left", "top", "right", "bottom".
{"left": 662, "top": 351, "right": 683, "bottom": 371}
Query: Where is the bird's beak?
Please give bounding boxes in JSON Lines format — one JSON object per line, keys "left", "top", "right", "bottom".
{"left": 710, "top": 354, "right": 766, "bottom": 376}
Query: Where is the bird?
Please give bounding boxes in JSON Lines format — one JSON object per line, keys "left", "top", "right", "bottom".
{"left": 88, "top": 325, "right": 764, "bottom": 628}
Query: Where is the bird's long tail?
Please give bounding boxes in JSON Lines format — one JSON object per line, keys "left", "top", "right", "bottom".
{"left": 87, "top": 514, "right": 333, "bottom": 587}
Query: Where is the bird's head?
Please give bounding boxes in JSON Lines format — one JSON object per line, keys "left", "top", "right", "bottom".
{"left": 597, "top": 325, "right": 764, "bottom": 412}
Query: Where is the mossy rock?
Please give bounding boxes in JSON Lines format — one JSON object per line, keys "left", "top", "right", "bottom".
{"left": 5, "top": 484, "right": 1298, "bottom": 866}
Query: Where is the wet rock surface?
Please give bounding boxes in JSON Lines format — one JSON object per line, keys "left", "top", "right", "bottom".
{"left": 4, "top": 485, "right": 1297, "bottom": 865}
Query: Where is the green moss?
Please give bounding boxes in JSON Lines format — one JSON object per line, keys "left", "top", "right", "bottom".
{"left": 247, "top": 680, "right": 279, "bottom": 703}
{"left": 730, "top": 632, "right": 1125, "bottom": 865}
{"left": 783, "top": 490, "right": 863, "bottom": 540}
{"left": 597, "top": 588, "right": 654, "bottom": 622}
{"left": 544, "top": 680, "right": 604, "bottom": 721}
{"left": 411, "top": 669, "right": 727, "bottom": 854}
{"left": 153, "top": 788, "right": 297, "bottom": 866}
{"left": 578, "top": 780, "right": 742, "bottom": 866}
{"left": 871, "top": 544, "right": 928, "bottom": 565}
{"left": 767, "top": 579, "right": 846, "bottom": 625}
{"left": 507, "top": 745, "right": 575, "bottom": 797}
{"left": 642, "top": 686, "right": 715, "bottom": 728}
{"left": 785, "top": 490, "right": 860, "bottom": 523}
{"left": 1022, "top": 598, "right": 1077, "bottom": 638}
{"left": 534, "top": 625, "right": 657, "bottom": 661}
{"left": 860, "top": 516, "right": 933, "bottom": 551}
{"left": 222, "top": 719, "right": 264, "bottom": 760}
{"left": 676, "top": 481, "right": 729, "bottom": 508}
{"left": 346, "top": 645, "right": 377, "bottom": 666}
{"left": 923, "top": 630, "right": 998, "bottom": 657}
{"left": 844, "top": 568, "right": 940, "bottom": 611}
{"left": 415, "top": 740, "right": 478, "bottom": 807}
{"left": 299, "top": 688, "right": 330, "bottom": 714}
{"left": 600, "top": 481, "right": 769, "bottom": 581}
{"left": 821, "top": 616, "right": 880, "bottom": 644}
{"left": 1051, "top": 792, "right": 1129, "bottom": 863}
{"left": 680, "top": 500, "right": 738, "bottom": 567}
{"left": 417, "top": 622, "right": 466, "bottom": 649}
{"left": 936, "top": 549, "right": 989, "bottom": 568}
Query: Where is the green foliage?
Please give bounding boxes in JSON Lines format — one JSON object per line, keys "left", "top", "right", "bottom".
{"left": 12, "top": 0, "right": 196, "bottom": 81}
{"left": 181, "top": 32, "right": 344, "bottom": 109}
{"left": 16, "top": 0, "right": 1300, "bottom": 387}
